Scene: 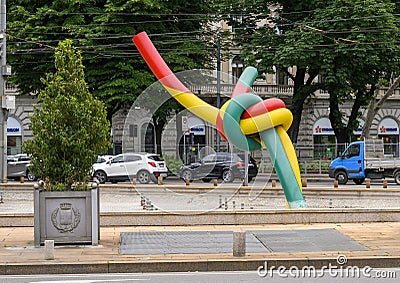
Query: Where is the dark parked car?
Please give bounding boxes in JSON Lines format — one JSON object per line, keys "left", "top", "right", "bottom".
{"left": 178, "top": 152, "right": 258, "bottom": 183}
{"left": 7, "top": 154, "right": 36, "bottom": 181}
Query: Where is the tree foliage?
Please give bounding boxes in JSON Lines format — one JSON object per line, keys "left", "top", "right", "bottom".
{"left": 7, "top": 0, "right": 215, "bottom": 119}
{"left": 218, "top": 0, "right": 400, "bottom": 143}
{"left": 24, "top": 39, "right": 111, "bottom": 190}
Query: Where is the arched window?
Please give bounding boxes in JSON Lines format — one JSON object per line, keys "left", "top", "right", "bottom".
{"left": 141, "top": 123, "right": 155, "bottom": 153}
{"left": 232, "top": 56, "right": 243, "bottom": 84}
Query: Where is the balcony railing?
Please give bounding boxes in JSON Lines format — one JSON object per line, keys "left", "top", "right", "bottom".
{"left": 188, "top": 83, "right": 400, "bottom": 100}
{"left": 6, "top": 81, "right": 400, "bottom": 100}
{"left": 5, "top": 83, "right": 18, "bottom": 95}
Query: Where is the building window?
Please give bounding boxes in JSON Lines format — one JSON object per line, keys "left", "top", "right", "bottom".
{"left": 7, "top": 117, "right": 22, "bottom": 155}
{"left": 276, "top": 67, "right": 288, "bottom": 85}
{"left": 141, "top": 123, "right": 155, "bottom": 153}
{"left": 232, "top": 56, "right": 243, "bottom": 84}
{"left": 313, "top": 117, "right": 336, "bottom": 160}
{"left": 378, "top": 117, "right": 399, "bottom": 157}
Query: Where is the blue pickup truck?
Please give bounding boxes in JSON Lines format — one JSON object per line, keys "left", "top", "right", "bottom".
{"left": 328, "top": 139, "right": 400, "bottom": 185}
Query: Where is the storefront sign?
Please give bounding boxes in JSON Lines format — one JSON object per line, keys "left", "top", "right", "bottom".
{"left": 7, "top": 117, "right": 21, "bottom": 136}
{"left": 185, "top": 116, "right": 205, "bottom": 136}
{"left": 378, "top": 117, "right": 399, "bottom": 135}
{"left": 313, "top": 118, "right": 334, "bottom": 135}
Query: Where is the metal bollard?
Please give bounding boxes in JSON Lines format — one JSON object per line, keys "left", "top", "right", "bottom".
{"left": 131, "top": 178, "right": 137, "bottom": 185}
{"left": 185, "top": 179, "right": 190, "bottom": 186}
{"left": 233, "top": 231, "right": 246, "bottom": 257}
{"left": 383, "top": 180, "right": 388, "bottom": 188}
{"left": 333, "top": 180, "right": 338, "bottom": 188}
{"left": 157, "top": 176, "right": 163, "bottom": 185}
{"left": 366, "top": 179, "right": 371, "bottom": 189}
{"left": 241, "top": 203, "right": 244, "bottom": 210}
{"left": 301, "top": 178, "right": 307, "bottom": 187}
{"left": 271, "top": 180, "right": 276, "bottom": 187}
{"left": 0, "top": 192, "right": 3, "bottom": 204}
{"left": 20, "top": 176, "right": 25, "bottom": 183}
{"left": 232, "top": 200, "right": 236, "bottom": 210}
{"left": 219, "top": 195, "right": 222, "bottom": 208}
{"left": 213, "top": 179, "right": 218, "bottom": 187}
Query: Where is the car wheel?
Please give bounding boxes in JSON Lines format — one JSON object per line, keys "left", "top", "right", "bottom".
{"left": 335, "top": 170, "right": 348, "bottom": 185}
{"left": 394, "top": 171, "right": 400, "bottom": 185}
{"left": 222, "top": 169, "right": 234, "bottom": 182}
{"left": 26, "top": 171, "right": 36, "bottom": 182}
{"left": 94, "top": 170, "right": 107, "bottom": 184}
{"left": 202, "top": 178, "right": 212, "bottom": 182}
{"left": 137, "top": 170, "right": 151, "bottom": 184}
{"left": 353, "top": 178, "right": 365, "bottom": 185}
{"left": 181, "top": 170, "right": 193, "bottom": 182}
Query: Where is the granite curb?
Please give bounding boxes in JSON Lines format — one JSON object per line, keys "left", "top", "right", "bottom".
{"left": 1, "top": 256, "right": 400, "bottom": 275}
{"left": 1, "top": 209, "right": 400, "bottom": 227}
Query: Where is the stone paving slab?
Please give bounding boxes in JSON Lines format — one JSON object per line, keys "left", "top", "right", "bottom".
{"left": 0, "top": 222, "right": 400, "bottom": 274}
{"left": 120, "top": 231, "right": 268, "bottom": 255}
{"left": 253, "top": 229, "right": 369, "bottom": 252}
{"left": 119, "top": 229, "right": 369, "bottom": 255}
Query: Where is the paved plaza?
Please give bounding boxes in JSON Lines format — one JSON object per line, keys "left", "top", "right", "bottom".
{"left": 0, "top": 222, "right": 400, "bottom": 274}
{"left": 0, "top": 181, "right": 399, "bottom": 275}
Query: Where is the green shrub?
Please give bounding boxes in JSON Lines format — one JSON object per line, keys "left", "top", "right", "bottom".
{"left": 163, "top": 154, "right": 183, "bottom": 176}
{"left": 24, "top": 40, "right": 111, "bottom": 191}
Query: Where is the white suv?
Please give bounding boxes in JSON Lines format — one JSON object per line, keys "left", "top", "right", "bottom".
{"left": 92, "top": 153, "right": 168, "bottom": 184}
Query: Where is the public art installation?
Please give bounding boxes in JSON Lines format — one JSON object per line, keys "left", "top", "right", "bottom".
{"left": 133, "top": 32, "right": 306, "bottom": 208}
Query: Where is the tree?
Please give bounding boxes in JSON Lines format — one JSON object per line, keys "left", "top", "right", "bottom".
{"left": 8, "top": 0, "right": 217, "bottom": 154}
{"left": 320, "top": 0, "right": 400, "bottom": 144}
{"left": 24, "top": 39, "right": 111, "bottom": 190}
{"left": 218, "top": 0, "right": 400, "bottom": 144}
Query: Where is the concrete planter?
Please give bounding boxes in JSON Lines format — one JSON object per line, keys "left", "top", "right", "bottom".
{"left": 34, "top": 184, "right": 99, "bottom": 247}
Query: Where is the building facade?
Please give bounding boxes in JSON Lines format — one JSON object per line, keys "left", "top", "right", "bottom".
{"left": 7, "top": 64, "right": 400, "bottom": 161}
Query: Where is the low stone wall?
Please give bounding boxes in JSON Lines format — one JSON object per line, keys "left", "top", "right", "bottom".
{"left": 1, "top": 208, "right": 399, "bottom": 227}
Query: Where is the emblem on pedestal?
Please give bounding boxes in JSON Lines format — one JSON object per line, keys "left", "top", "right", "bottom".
{"left": 51, "top": 202, "right": 81, "bottom": 233}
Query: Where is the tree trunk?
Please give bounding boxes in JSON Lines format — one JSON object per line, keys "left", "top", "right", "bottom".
{"left": 152, "top": 117, "right": 165, "bottom": 155}
{"left": 288, "top": 96, "right": 307, "bottom": 143}
{"left": 362, "top": 75, "right": 400, "bottom": 139}
{"left": 287, "top": 68, "right": 318, "bottom": 143}
{"left": 361, "top": 93, "right": 376, "bottom": 139}
{"left": 329, "top": 88, "right": 369, "bottom": 153}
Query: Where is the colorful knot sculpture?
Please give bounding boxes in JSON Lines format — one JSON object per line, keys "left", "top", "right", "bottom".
{"left": 133, "top": 32, "right": 306, "bottom": 208}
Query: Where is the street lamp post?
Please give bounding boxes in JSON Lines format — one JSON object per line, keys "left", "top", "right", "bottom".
{"left": 0, "top": 0, "right": 8, "bottom": 183}
{"left": 216, "top": 37, "right": 221, "bottom": 152}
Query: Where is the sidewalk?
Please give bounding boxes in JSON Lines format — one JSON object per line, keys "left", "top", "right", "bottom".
{"left": 1, "top": 222, "right": 400, "bottom": 274}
